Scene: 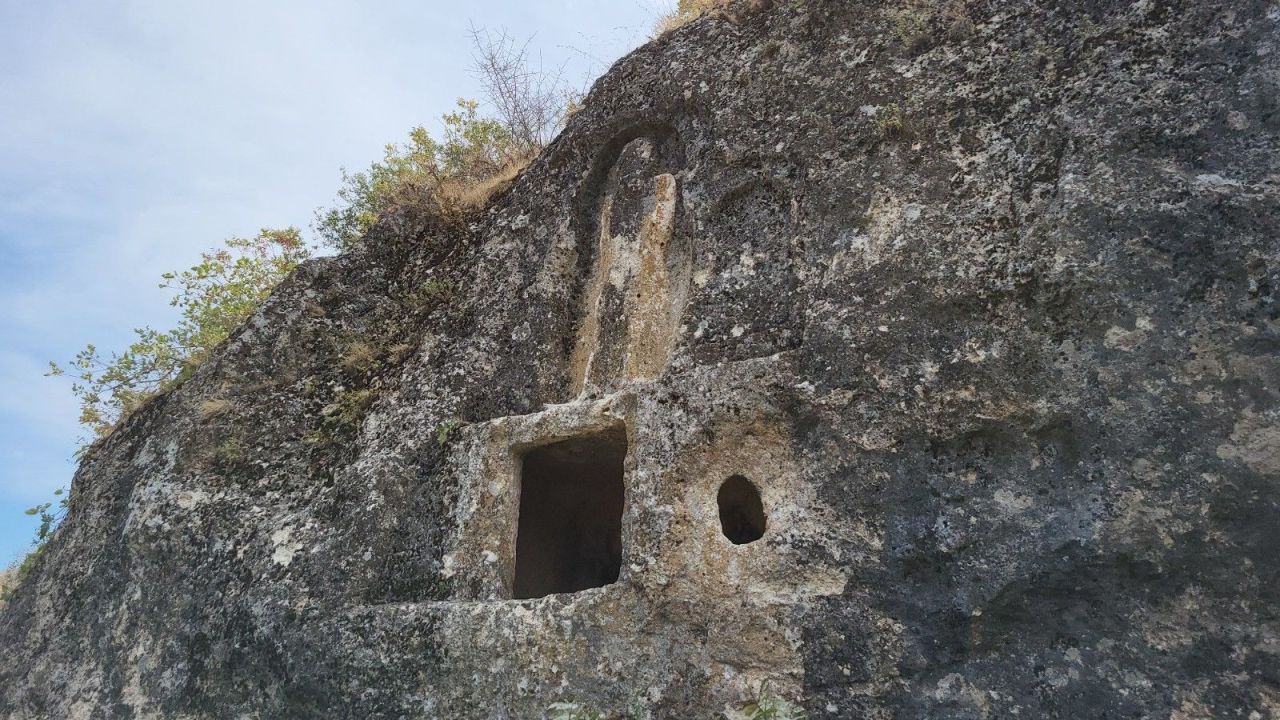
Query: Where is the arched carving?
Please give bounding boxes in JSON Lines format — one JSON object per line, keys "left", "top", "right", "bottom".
{"left": 567, "top": 128, "right": 691, "bottom": 396}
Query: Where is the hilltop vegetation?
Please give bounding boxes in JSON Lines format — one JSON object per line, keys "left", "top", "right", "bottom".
{"left": 51, "top": 28, "right": 573, "bottom": 448}
{"left": 654, "top": 0, "right": 729, "bottom": 35}
{"left": 17, "top": 27, "right": 576, "bottom": 582}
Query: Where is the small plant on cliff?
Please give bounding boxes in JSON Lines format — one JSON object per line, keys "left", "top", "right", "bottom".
{"left": 323, "top": 388, "right": 377, "bottom": 433}
{"left": 435, "top": 418, "right": 464, "bottom": 446}
{"left": 885, "top": 3, "right": 932, "bottom": 50}
{"left": 48, "top": 228, "right": 310, "bottom": 444}
{"left": 412, "top": 277, "right": 458, "bottom": 306}
{"left": 876, "top": 102, "right": 910, "bottom": 141}
{"left": 3, "top": 487, "right": 69, "bottom": 599}
{"left": 340, "top": 341, "right": 381, "bottom": 376}
{"left": 208, "top": 437, "right": 249, "bottom": 469}
{"left": 546, "top": 701, "right": 605, "bottom": 720}
{"left": 724, "top": 685, "right": 807, "bottom": 720}
{"left": 884, "top": 0, "right": 974, "bottom": 50}
{"left": 24, "top": 487, "right": 67, "bottom": 546}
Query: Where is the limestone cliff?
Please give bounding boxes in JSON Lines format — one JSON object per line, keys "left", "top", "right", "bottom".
{"left": 3, "top": 0, "right": 1279, "bottom": 717}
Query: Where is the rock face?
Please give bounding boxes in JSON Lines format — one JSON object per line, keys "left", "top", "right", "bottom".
{"left": 3, "top": 0, "right": 1279, "bottom": 717}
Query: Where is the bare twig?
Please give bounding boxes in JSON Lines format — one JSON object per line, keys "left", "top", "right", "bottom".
{"left": 469, "top": 24, "right": 577, "bottom": 152}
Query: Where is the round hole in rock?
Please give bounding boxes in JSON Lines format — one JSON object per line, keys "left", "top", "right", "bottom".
{"left": 717, "top": 475, "right": 766, "bottom": 544}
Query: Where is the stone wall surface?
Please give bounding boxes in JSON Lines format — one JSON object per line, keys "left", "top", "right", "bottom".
{"left": 2, "top": 0, "right": 1279, "bottom": 717}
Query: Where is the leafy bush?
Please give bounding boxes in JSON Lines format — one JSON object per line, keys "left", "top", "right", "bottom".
{"left": 312, "top": 100, "right": 530, "bottom": 251}
{"left": 48, "top": 228, "right": 309, "bottom": 443}
{"left": 30, "top": 231, "right": 303, "bottom": 583}
{"left": 315, "top": 28, "right": 578, "bottom": 252}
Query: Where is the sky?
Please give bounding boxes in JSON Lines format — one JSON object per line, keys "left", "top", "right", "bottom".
{"left": 0, "top": 0, "right": 669, "bottom": 565}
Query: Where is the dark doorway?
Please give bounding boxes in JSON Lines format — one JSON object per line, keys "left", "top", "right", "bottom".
{"left": 718, "top": 475, "right": 766, "bottom": 544}
{"left": 513, "top": 427, "right": 626, "bottom": 599}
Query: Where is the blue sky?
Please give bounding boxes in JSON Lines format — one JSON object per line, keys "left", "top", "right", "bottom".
{"left": 0, "top": 0, "right": 667, "bottom": 565}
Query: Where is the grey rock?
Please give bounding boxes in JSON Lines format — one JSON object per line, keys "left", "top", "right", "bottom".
{"left": 3, "top": 0, "right": 1279, "bottom": 717}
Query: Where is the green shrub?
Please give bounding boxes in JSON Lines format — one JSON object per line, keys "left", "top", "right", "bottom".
{"left": 313, "top": 28, "right": 578, "bottom": 252}
{"left": 3, "top": 487, "right": 68, "bottom": 602}
{"left": 313, "top": 100, "right": 531, "bottom": 251}
{"left": 32, "top": 24, "right": 574, "bottom": 590}
{"left": 876, "top": 102, "right": 910, "bottom": 140}
{"left": 48, "top": 228, "right": 309, "bottom": 443}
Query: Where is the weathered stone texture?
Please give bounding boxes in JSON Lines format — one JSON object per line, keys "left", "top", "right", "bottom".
{"left": 3, "top": 0, "right": 1279, "bottom": 717}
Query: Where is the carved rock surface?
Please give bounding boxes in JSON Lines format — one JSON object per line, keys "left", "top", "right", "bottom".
{"left": 3, "top": 0, "right": 1279, "bottom": 717}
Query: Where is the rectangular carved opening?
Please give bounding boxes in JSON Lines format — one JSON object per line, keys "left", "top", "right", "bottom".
{"left": 512, "top": 426, "right": 626, "bottom": 599}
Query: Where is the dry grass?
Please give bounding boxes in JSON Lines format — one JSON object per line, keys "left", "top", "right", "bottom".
{"left": 199, "top": 397, "right": 234, "bottom": 419}
{"left": 386, "top": 343, "right": 416, "bottom": 364}
{"left": 654, "top": 0, "right": 727, "bottom": 35}
{"left": 654, "top": 0, "right": 775, "bottom": 35}
{"left": 340, "top": 341, "right": 380, "bottom": 375}
{"left": 375, "top": 152, "right": 534, "bottom": 229}
{"left": 884, "top": 0, "right": 974, "bottom": 51}
{"left": 436, "top": 155, "right": 534, "bottom": 212}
